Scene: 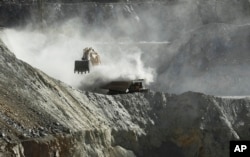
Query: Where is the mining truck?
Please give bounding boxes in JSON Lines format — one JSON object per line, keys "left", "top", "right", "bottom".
{"left": 101, "top": 79, "right": 148, "bottom": 94}
{"left": 74, "top": 47, "right": 101, "bottom": 74}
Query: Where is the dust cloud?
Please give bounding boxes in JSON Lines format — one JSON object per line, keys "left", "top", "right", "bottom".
{"left": 3, "top": 0, "right": 248, "bottom": 95}
{"left": 1, "top": 18, "right": 155, "bottom": 90}
{"left": 0, "top": 1, "right": 201, "bottom": 93}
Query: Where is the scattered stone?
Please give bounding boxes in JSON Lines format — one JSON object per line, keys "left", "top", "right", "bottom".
{"left": 40, "top": 132, "right": 47, "bottom": 137}
{"left": 0, "top": 132, "right": 6, "bottom": 138}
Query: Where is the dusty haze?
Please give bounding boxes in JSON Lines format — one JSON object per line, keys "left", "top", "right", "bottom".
{"left": 1, "top": 18, "right": 155, "bottom": 90}
{"left": 2, "top": 0, "right": 250, "bottom": 95}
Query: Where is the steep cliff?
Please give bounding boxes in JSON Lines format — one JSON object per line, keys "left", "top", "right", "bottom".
{"left": 0, "top": 37, "right": 250, "bottom": 157}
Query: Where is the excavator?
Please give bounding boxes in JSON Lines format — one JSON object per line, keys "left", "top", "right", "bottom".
{"left": 74, "top": 47, "right": 148, "bottom": 94}
{"left": 74, "top": 47, "right": 101, "bottom": 74}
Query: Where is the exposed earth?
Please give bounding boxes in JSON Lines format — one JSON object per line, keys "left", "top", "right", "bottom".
{"left": 1, "top": 0, "right": 250, "bottom": 157}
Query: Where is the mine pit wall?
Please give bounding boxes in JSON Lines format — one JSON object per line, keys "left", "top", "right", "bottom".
{"left": 20, "top": 131, "right": 108, "bottom": 157}
{"left": 0, "top": 2, "right": 129, "bottom": 28}
{"left": 1, "top": 91, "right": 250, "bottom": 157}
{"left": 1, "top": 0, "right": 250, "bottom": 28}
{"left": 2, "top": 129, "right": 136, "bottom": 157}
{"left": 110, "top": 92, "right": 250, "bottom": 157}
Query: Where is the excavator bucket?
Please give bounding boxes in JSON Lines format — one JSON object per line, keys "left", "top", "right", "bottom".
{"left": 74, "top": 60, "right": 90, "bottom": 74}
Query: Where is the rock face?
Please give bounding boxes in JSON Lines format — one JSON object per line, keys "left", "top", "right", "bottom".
{"left": 1, "top": 37, "right": 250, "bottom": 157}
{"left": 155, "top": 23, "right": 250, "bottom": 95}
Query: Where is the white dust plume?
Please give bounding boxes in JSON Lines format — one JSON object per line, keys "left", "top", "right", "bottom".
{"left": 1, "top": 19, "right": 155, "bottom": 91}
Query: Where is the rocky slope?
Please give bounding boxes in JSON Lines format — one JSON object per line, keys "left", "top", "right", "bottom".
{"left": 155, "top": 23, "right": 250, "bottom": 95}
{"left": 1, "top": 37, "right": 250, "bottom": 157}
